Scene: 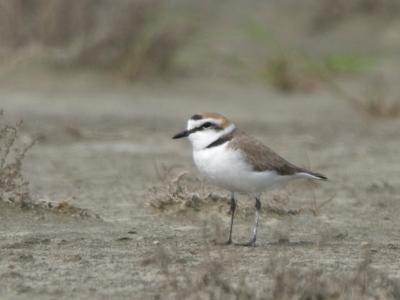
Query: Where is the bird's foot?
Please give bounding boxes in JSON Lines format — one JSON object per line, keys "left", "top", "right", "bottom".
{"left": 223, "top": 238, "right": 233, "bottom": 245}
{"left": 214, "top": 239, "right": 233, "bottom": 246}
{"left": 234, "top": 239, "right": 256, "bottom": 247}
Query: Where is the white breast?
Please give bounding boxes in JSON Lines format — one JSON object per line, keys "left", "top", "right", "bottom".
{"left": 193, "top": 143, "right": 290, "bottom": 194}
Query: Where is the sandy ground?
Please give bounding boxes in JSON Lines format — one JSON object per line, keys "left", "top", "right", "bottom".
{"left": 1, "top": 69, "right": 400, "bottom": 299}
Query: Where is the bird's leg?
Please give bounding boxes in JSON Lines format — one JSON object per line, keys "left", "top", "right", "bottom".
{"left": 225, "top": 192, "right": 236, "bottom": 245}
{"left": 241, "top": 197, "right": 261, "bottom": 247}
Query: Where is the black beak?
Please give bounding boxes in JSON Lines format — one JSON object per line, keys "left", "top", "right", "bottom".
{"left": 172, "top": 129, "right": 190, "bottom": 139}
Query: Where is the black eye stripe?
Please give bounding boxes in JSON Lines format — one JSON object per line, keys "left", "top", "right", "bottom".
{"left": 188, "top": 122, "right": 223, "bottom": 135}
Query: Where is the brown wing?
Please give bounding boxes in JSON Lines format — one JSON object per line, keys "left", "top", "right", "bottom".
{"left": 228, "top": 130, "right": 304, "bottom": 175}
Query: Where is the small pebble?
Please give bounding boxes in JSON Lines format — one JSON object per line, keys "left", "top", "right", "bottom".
{"left": 116, "top": 237, "right": 132, "bottom": 242}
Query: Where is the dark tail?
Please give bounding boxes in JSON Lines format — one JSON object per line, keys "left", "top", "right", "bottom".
{"left": 310, "top": 171, "right": 327, "bottom": 180}
{"left": 298, "top": 168, "right": 328, "bottom": 180}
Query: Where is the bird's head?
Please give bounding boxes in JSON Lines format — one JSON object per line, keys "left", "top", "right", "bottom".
{"left": 173, "top": 113, "right": 236, "bottom": 150}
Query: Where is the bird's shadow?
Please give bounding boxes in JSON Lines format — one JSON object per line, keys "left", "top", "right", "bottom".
{"left": 213, "top": 239, "right": 315, "bottom": 248}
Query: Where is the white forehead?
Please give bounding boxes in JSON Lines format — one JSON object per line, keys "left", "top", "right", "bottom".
{"left": 187, "top": 118, "right": 221, "bottom": 130}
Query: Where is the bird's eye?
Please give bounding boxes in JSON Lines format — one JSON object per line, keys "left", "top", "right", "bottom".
{"left": 202, "top": 122, "right": 213, "bottom": 128}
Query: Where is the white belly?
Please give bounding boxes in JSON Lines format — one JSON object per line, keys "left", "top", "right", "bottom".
{"left": 192, "top": 144, "right": 290, "bottom": 194}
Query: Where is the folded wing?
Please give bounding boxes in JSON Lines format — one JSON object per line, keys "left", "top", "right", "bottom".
{"left": 228, "top": 131, "right": 327, "bottom": 180}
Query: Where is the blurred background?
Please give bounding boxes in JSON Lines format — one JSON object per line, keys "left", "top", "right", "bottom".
{"left": 1, "top": 0, "right": 400, "bottom": 89}
{"left": 1, "top": 1, "right": 400, "bottom": 299}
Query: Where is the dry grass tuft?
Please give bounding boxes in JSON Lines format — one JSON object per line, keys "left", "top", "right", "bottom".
{"left": 267, "top": 257, "right": 400, "bottom": 300}
{"left": 0, "top": 110, "right": 35, "bottom": 206}
{"left": 33, "top": 199, "right": 101, "bottom": 219}
{"left": 148, "top": 246, "right": 258, "bottom": 300}
{"left": 323, "top": 75, "right": 400, "bottom": 118}
{"left": 263, "top": 56, "right": 322, "bottom": 93}
{"left": 263, "top": 187, "right": 335, "bottom": 218}
{"left": 245, "top": 21, "right": 377, "bottom": 94}
{"left": 149, "top": 245, "right": 400, "bottom": 300}
{"left": 148, "top": 165, "right": 334, "bottom": 219}
{"left": 148, "top": 165, "right": 228, "bottom": 214}
{"left": 362, "top": 97, "right": 400, "bottom": 118}
{"left": 0, "top": 111, "right": 99, "bottom": 218}
{"left": 0, "top": 0, "right": 201, "bottom": 79}
{"left": 311, "top": 0, "right": 400, "bottom": 32}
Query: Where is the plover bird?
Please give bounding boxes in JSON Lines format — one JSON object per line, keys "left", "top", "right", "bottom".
{"left": 173, "top": 113, "right": 327, "bottom": 246}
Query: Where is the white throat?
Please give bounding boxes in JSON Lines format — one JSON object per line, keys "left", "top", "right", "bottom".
{"left": 188, "top": 123, "right": 236, "bottom": 151}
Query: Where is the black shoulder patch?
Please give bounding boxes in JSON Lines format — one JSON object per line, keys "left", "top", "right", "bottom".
{"left": 206, "top": 130, "right": 235, "bottom": 149}
{"left": 190, "top": 114, "right": 202, "bottom": 120}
